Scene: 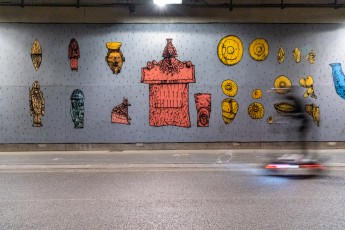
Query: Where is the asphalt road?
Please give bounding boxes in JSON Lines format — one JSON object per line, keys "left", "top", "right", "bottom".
{"left": 0, "top": 164, "right": 345, "bottom": 229}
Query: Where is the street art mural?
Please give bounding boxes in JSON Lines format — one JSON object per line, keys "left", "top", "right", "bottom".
{"left": 194, "top": 93, "right": 211, "bottom": 127}
{"left": 299, "top": 75, "right": 317, "bottom": 99}
{"left": 306, "top": 50, "right": 316, "bottom": 64}
{"left": 330, "top": 63, "right": 345, "bottom": 99}
{"left": 217, "top": 35, "right": 243, "bottom": 66}
{"left": 252, "top": 89, "right": 263, "bottom": 99}
{"left": 68, "top": 38, "right": 80, "bottom": 71}
{"left": 111, "top": 97, "right": 131, "bottom": 125}
{"left": 141, "top": 38, "right": 195, "bottom": 127}
{"left": 70, "top": 89, "right": 84, "bottom": 129}
{"left": 306, "top": 104, "right": 320, "bottom": 126}
{"left": 29, "top": 80, "right": 45, "bottom": 127}
{"left": 221, "top": 79, "right": 239, "bottom": 124}
{"left": 105, "top": 42, "right": 125, "bottom": 74}
{"left": 274, "top": 75, "right": 292, "bottom": 94}
{"left": 277, "top": 47, "right": 284, "bottom": 64}
{"left": 293, "top": 48, "right": 301, "bottom": 63}
{"left": 31, "top": 39, "right": 42, "bottom": 71}
{"left": 249, "top": 38, "right": 269, "bottom": 61}
{"left": 248, "top": 102, "right": 265, "bottom": 119}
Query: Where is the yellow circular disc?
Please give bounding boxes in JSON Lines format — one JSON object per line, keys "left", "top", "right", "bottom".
{"left": 274, "top": 75, "right": 292, "bottom": 94}
{"left": 221, "top": 79, "right": 238, "bottom": 97}
{"left": 217, "top": 35, "right": 243, "bottom": 66}
{"left": 248, "top": 102, "right": 265, "bottom": 119}
{"left": 249, "top": 38, "right": 269, "bottom": 61}
{"left": 252, "top": 89, "right": 263, "bottom": 99}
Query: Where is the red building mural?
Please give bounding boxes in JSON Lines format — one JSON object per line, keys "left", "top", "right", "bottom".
{"left": 141, "top": 39, "right": 195, "bottom": 127}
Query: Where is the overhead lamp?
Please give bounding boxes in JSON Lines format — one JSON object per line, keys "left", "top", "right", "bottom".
{"left": 153, "top": 0, "right": 182, "bottom": 7}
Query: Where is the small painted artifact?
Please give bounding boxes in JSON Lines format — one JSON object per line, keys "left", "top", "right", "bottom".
{"left": 105, "top": 42, "right": 125, "bottom": 74}
{"left": 249, "top": 38, "right": 269, "bottom": 61}
{"left": 29, "top": 80, "right": 45, "bottom": 127}
{"left": 70, "top": 89, "right": 84, "bottom": 128}
{"left": 194, "top": 93, "right": 211, "bottom": 127}
{"left": 68, "top": 38, "right": 80, "bottom": 71}
{"left": 31, "top": 39, "right": 42, "bottom": 71}
{"left": 217, "top": 35, "right": 243, "bottom": 66}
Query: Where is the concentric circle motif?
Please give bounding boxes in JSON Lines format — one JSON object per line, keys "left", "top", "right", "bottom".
{"left": 252, "top": 89, "right": 263, "bottom": 99}
{"left": 221, "top": 79, "right": 238, "bottom": 97}
{"left": 274, "top": 75, "right": 292, "bottom": 94}
{"left": 248, "top": 102, "right": 265, "bottom": 119}
{"left": 217, "top": 35, "right": 243, "bottom": 66}
{"left": 249, "top": 38, "right": 269, "bottom": 61}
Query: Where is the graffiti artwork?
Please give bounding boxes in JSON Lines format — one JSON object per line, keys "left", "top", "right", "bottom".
{"left": 249, "top": 38, "right": 269, "bottom": 61}
{"left": 221, "top": 80, "right": 238, "bottom": 97}
{"left": 277, "top": 47, "right": 284, "bottom": 64}
{"left": 274, "top": 75, "right": 292, "bottom": 94}
{"left": 306, "top": 50, "right": 316, "bottom": 64}
{"left": 194, "top": 93, "right": 211, "bottom": 127}
{"left": 70, "top": 89, "right": 84, "bottom": 129}
{"left": 105, "top": 42, "right": 125, "bottom": 74}
{"left": 299, "top": 75, "right": 317, "bottom": 99}
{"left": 111, "top": 97, "right": 131, "bottom": 125}
{"left": 330, "top": 63, "right": 345, "bottom": 99}
{"left": 217, "top": 35, "right": 243, "bottom": 66}
{"left": 221, "top": 98, "right": 239, "bottom": 124}
{"left": 293, "top": 48, "right": 301, "bottom": 63}
{"left": 31, "top": 39, "right": 42, "bottom": 71}
{"left": 29, "top": 81, "right": 45, "bottom": 127}
{"left": 252, "top": 89, "right": 263, "bottom": 99}
{"left": 141, "top": 38, "right": 195, "bottom": 127}
{"left": 248, "top": 102, "right": 264, "bottom": 119}
{"left": 274, "top": 102, "right": 296, "bottom": 116}
{"left": 68, "top": 38, "right": 80, "bottom": 71}
{"left": 305, "top": 104, "right": 320, "bottom": 126}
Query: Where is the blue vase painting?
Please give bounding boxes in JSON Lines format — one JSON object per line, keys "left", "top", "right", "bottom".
{"left": 330, "top": 63, "right": 345, "bottom": 99}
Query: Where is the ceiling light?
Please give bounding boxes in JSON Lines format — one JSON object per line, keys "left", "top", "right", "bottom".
{"left": 153, "top": 0, "right": 182, "bottom": 7}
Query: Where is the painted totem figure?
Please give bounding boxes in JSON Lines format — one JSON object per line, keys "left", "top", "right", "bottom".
{"left": 31, "top": 39, "right": 42, "bottom": 71}
{"left": 111, "top": 97, "right": 131, "bottom": 125}
{"left": 70, "top": 89, "right": 84, "bottom": 128}
{"left": 194, "top": 93, "right": 211, "bottom": 127}
{"left": 141, "top": 38, "right": 195, "bottom": 127}
{"left": 29, "top": 81, "right": 45, "bottom": 127}
{"left": 68, "top": 38, "right": 80, "bottom": 71}
{"left": 105, "top": 42, "right": 125, "bottom": 74}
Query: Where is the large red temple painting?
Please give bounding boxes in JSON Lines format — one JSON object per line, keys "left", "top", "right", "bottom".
{"left": 141, "top": 38, "right": 195, "bottom": 127}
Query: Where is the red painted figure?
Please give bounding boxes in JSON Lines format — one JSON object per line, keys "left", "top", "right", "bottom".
{"left": 68, "top": 38, "right": 80, "bottom": 71}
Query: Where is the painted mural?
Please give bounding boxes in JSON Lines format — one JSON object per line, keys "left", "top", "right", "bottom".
{"left": 274, "top": 75, "right": 292, "bottom": 94}
{"left": 221, "top": 79, "right": 239, "bottom": 125}
{"left": 194, "top": 93, "right": 211, "bottom": 127}
{"left": 248, "top": 102, "right": 265, "bottom": 119}
{"left": 68, "top": 38, "right": 80, "bottom": 71}
{"left": 306, "top": 50, "right": 316, "bottom": 64}
{"left": 29, "top": 80, "right": 45, "bottom": 127}
{"left": 277, "top": 47, "right": 284, "bottom": 64}
{"left": 31, "top": 39, "right": 42, "bottom": 71}
{"left": 70, "top": 89, "right": 84, "bottom": 129}
{"left": 330, "top": 63, "right": 345, "bottom": 99}
{"left": 249, "top": 38, "right": 269, "bottom": 61}
{"left": 217, "top": 35, "right": 243, "bottom": 66}
{"left": 141, "top": 38, "right": 195, "bottom": 127}
{"left": 306, "top": 104, "right": 320, "bottom": 126}
{"left": 252, "top": 89, "right": 263, "bottom": 99}
{"left": 299, "top": 75, "right": 317, "bottom": 99}
{"left": 105, "top": 42, "right": 125, "bottom": 74}
{"left": 293, "top": 48, "right": 301, "bottom": 63}
{"left": 111, "top": 97, "right": 131, "bottom": 125}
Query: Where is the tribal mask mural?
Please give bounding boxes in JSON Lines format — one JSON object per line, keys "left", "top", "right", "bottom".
{"left": 29, "top": 80, "right": 45, "bottom": 127}
{"left": 105, "top": 42, "right": 125, "bottom": 74}
{"left": 31, "top": 39, "right": 42, "bottom": 71}
{"left": 141, "top": 38, "right": 195, "bottom": 127}
{"left": 194, "top": 93, "right": 211, "bottom": 127}
{"left": 70, "top": 89, "right": 84, "bottom": 129}
{"left": 68, "top": 38, "right": 80, "bottom": 71}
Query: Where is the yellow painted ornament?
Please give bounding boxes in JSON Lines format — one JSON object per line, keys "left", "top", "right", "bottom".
{"left": 217, "top": 35, "right": 243, "bottom": 66}
{"left": 299, "top": 75, "right": 317, "bottom": 99}
{"left": 305, "top": 104, "right": 320, "bottom": 126}
{"left": 252, "top": 89, "right": 263, "bottom": 99}
{"left": 274, "top": 75, "right": 291, "bottom": 94}
{"left": 221, "top": 79, "right": 238, "bottom": 97}
{"left": 293, "top": 48, "right": 301, "bottom": 63}
{"left": 249, "top": 38, "right": 269, "bottom": 61}
{"left": 267, "top": 116, "right": 274, "bottom": 124}
{"left": 306, "top": 50, "right": 316, "bottom": 64}
{"left": 222, "top": 98, "right": 239, "bottom": 124}
{"left": 31, "top": 39, "right": 42, "bottom": 71}
{"left": 277, "top": 47, "right": 284, "bottom": 64}
{"left": 248, "top": 102, "right": 265, "bottom": 119}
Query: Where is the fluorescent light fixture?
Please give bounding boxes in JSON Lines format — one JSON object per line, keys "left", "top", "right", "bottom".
{"left": 154, "top": 0, "right": 182, "bottom": 6}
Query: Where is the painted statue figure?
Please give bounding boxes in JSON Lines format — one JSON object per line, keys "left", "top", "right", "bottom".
{"left": 70, "top": 89, "right": 85, "bottom": 128}
{"left": 111, "top": 97, "right": 131, "bottom": 125}
{"left": 105, "top": 42, "right": 125, "bottom": 74}
{"left": 29, "top": 80, "right": 45, "bottom": 127}
{"left": 68, "top": 38, "right": 80, "bottom": 71}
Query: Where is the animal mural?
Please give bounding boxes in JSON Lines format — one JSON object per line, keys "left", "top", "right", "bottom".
{"left": 68, "top": 38, "right": 80, "bottom": 71}
{"left": 29, "top": 80, "right": 45, "bottom": 127}
{"left": 111, "top": 97, "right": 131, "bottom": 125}
{"left": 194, "top": 93, "right": 211, "bottom": 127}
{"left": 70, "top": 89, "right": 84, "bottom": 129}
{"left": 330, "top": 63, "right": 345, "bottom": 99}
{"left": 31, "top": 39, "right": 42, "bottom": 71}
{"left": 105, "top": 42, "right": 125, "bottom": 74}
{"left": 141, "top": 38, "right": 195, "bottom": 127}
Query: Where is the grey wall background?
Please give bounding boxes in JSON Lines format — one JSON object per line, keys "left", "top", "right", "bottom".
{"left": 0, "top": 23, "right": 344, "bottom": 143}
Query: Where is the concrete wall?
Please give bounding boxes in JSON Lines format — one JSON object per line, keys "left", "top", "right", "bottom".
{"left": 0, "top": 23, "right": 344, "bottom": 144}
